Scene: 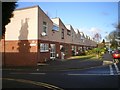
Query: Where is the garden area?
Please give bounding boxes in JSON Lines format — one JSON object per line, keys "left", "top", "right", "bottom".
{"left": 68, "top": 47, "right": 107, "bottom": 60}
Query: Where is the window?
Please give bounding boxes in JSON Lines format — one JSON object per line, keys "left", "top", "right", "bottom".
{"left": 40, "top": 43, "right": 49, "bottom": 52}
{"left": 78, "top": 47, "right": 82, "bottom": 51}
{"left": 72, "top": 46, "right": 74, "bottom": 50}
{"left": 67, "top": 30, "right": 71, "bottom": 36}
{"left": 60, "top": 45, "right": 64, "bottom": 52}
{"left": 52, "top": 23, "right": 59, "bottom": 31}
{"left": 65, "top": 45, "right": 69, "bottom": 55}
{"left": 81, "top": 36, "right": 85, "bottom": 42}
{"left": 43, "top": 21, "right": 47, "bottom": 34}
{"left": 78, "top": 47, "right": 80, "bottom": 50}
{"left": 61, "top": 29, "right": 64, "bottom": 39}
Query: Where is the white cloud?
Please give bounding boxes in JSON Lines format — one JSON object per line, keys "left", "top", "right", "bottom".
{"left": 89, "top": 27, "right": 103, "bottom": 40}
{"left": 78, "top": 28, "right": 91, "bottom": 37}
{"left": 78, "top": 27, "right": 103, "bottom": 40}
{"left": 89, "top": 27, "right": 102, "bottom": 34}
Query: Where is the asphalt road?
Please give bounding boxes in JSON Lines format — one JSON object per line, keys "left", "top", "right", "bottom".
{"left": 2, "top": 62, "right": 120, "bottom": 89}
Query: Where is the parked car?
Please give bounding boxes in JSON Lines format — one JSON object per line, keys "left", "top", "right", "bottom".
{"left": 108, "top": 49, "right": 112, "bottom": 54}
{"left": 112, "top": 50, "right": 120, "bottom": 60}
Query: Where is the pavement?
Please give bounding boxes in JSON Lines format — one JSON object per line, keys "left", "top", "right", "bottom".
{"left": 36, "top": 52, "right": 114, "bottom": 71}
{"left": 36, "top": 60, "right": 102, "bottom": 71}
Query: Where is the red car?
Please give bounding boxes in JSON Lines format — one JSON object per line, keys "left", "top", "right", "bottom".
{"left": 112, "top": 50, "right": 120, "bottom": 59}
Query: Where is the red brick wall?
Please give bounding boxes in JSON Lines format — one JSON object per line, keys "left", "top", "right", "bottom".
{"left": 4, "top": 40, "right": 38, "bottom": 66}
{"left": 37, "top": 40, "right": 73, "bottom": 62}
{"left": 5, "top": 52, "right": 37, "bottom": 66}
{"left": 0, "top": 39, "right": 5, "bottom": 66}
{"left": 3, "top": 39, "right": 86, "bottom": 66}
{"left": 55, "top": 42, "right": 61, "bottom": 59}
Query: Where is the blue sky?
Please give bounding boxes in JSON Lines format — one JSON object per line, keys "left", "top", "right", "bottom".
{"left": 16, "top": 2, "right": 118, "bottom": 41}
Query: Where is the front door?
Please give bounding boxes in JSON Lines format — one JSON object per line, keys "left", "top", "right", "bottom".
{"left": 50, "top": 44, "right": 56, "bottom": 60}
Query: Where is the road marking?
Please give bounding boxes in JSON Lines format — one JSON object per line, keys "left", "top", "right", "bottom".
{"left": 10, "top": 72, "right": 46, "bottom": 75}
{"left": 67, "top": 73, "right": 117, "bottom": 76}
{"left": 60, "top": 65, "right": 110, "bottom": 72}
{"left": 30, "top": 73, "right": 46, "bottom": 75}
{"left": 103, "top": 61, "right": 113, "bottom": 65}
{"left": 109, "top": 65, "right": 114, "bottom": 75}
{"left": 3, "top": 69, "right": 24, "bottom": 71}
{"left": 1, "top": 78, "right": 64, "bottom": 90}
{"left": 114, "top": 63, "right": 120, "bottom": 74}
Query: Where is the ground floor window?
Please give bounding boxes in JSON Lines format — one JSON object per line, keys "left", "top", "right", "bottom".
{"left": 60, "top": 45, "right": 65, "bottom": 52}
{"left": 71, "top": 45, "right": 76, "bottom": 56}
{"left": 40, "top": 43, "right": 49, "bottom": 52}
{"left": 71, "top": 45, "right": 74, "bottom": 51}
{"left": 78, "top": 47, "right": 82, "bottom": 51}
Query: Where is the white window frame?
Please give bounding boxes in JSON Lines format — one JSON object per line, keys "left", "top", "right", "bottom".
{"left": 40, "top": 43, "right": 49, "bottom": 52}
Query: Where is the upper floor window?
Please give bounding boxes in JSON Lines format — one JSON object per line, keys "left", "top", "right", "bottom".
{"left": 43, "top": 21, "right": 47, "bottom": 34}
{"left": 81, "top": 36, "right": 85, "bottom": 42}
{"left": 52, "top": 23, "right": 59, "bottom": 31}
{"left": 61, "top": 29, "right": 64, "bottom": 39}
{"left": 67, "top": 30, "right": 71, "bottom": 36}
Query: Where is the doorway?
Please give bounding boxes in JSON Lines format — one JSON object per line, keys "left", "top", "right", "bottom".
{"left": 50, "top": 44, "right": 56, "bottom": 60}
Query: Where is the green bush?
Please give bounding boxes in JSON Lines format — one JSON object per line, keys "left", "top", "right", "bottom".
{"left": 85, "top": 48, "right": 106, "bottom": 56}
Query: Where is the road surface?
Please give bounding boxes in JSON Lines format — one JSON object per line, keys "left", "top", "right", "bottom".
{"left": 2, "top": 62, "right": 120, "bottom": 89}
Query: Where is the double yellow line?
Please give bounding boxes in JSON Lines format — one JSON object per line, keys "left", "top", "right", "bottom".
{"left": 1, "top": 78, "right": 64, "bottom": 90}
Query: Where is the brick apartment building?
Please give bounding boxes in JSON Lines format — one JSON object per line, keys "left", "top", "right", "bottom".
{"left": 2, "top": 5, "right": 96, "bottom": 66}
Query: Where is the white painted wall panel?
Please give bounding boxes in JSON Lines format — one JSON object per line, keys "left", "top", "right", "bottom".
{"left": 5, "top": 6, "right": 38, "bottom": 40}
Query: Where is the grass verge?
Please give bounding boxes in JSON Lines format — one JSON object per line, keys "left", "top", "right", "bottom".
{"left": 67, "top": 54, "right": 97, "bottom": 60}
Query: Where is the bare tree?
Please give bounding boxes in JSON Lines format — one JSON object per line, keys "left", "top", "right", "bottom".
{"left": 106, "top": 23, "right": 120, "bottom": 49}
{"left": 93, "top": 33, "right": 102, "bottom": 43}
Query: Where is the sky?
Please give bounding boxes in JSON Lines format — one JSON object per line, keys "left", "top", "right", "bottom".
{"left": 16, "top": 1, "right": 118, "bottom": 41}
